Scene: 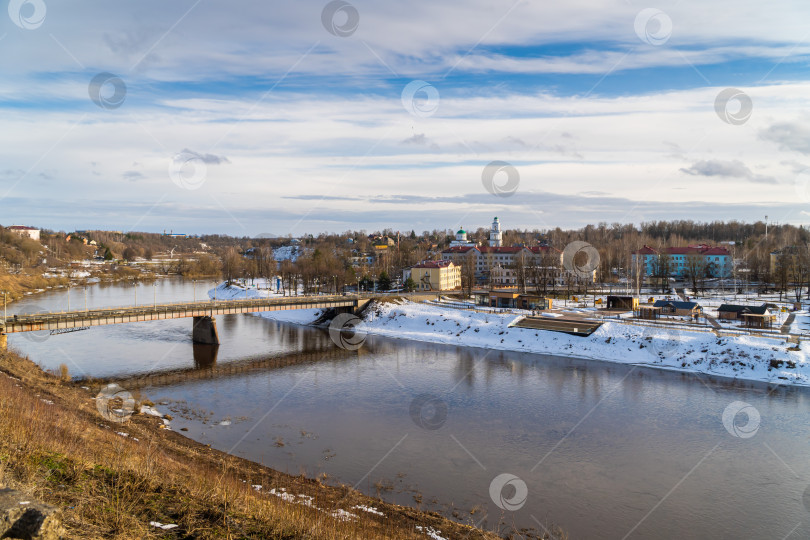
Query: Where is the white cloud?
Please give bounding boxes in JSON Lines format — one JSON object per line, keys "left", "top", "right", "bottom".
{"left": 1, "top": 80, "right": 807, "bottom": 234}
{"left": 760, "top": 120, "right": 810, "bottom": 155}
{"left": 680, "top": 159, "right": 776, "bottom": 184}
{"left": 3, "top": 1, "right": 810, "bottom": 233}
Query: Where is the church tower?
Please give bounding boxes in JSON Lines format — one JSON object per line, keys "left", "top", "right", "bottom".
{"left": 489, "top": 217, "right": 502, "bottom": 247}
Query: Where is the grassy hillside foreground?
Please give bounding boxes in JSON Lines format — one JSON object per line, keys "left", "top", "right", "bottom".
{"left": 0, "top": 349, "right": 557, "bottom": 539}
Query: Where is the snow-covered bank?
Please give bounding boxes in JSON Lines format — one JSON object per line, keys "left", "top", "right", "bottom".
{"left": 209, "top": 282, "right": 324, "bottom": 325}
{"left": 211, "top": 284, "right": 810, "bottom": 387}
{"left": 356, "top": 301, "right": 809, "bottom": 386}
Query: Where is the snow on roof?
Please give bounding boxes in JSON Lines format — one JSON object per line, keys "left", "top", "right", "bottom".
{"left": 718, "top": 304, "right": 769, "bottom": 315}
{"left": 413, "top": 260, "right": 454, "bottom": 268}
{"left": 653, "top": 300, "right": 701, "bottom": 310}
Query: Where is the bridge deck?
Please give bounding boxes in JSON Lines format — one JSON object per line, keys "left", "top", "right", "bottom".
{"left": 0, "top": 294, "right": 374, "bottom": 333}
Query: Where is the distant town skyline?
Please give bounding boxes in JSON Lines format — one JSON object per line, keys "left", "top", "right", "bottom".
{"left": 2, "top": 1, "right": 810, "bottom": 236}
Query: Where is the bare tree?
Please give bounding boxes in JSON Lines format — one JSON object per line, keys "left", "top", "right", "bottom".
{"left": 513, "top": 250, "right": 529, "bottom": 293}
{"left": 651, "top": 252, "right": 672, "bottom": 294}
{"left": 774, "top": 249, "right": 791, "bottom": 302}
{"left": 461, "top": 251, "right": 477, "bottom": 298}
{"left": 790, "top": 246, "right": 808, "bottom": 301}
{"left": 221, "top": 248, "right": 244, "bottom": 286}
{"left": 684, "top": 253, "right": 705, "bottom": 296}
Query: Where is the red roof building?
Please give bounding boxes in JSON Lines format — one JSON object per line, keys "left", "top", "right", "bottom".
{"left": 7, "top": 225, "right": 40, "bottom": 241}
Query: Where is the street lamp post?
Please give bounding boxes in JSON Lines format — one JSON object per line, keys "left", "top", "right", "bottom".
{"left": 84, "top": 286, "right": 88, "bottom": 312}
{"left": 154, "top": 281, "right": 157, "bottom": 307}
{"left": 193, "top": 279, "right": 196, "bottom": 302}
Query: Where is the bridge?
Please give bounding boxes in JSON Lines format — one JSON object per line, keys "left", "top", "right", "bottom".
{"left": 0, "top": 294, "right": 378, "bottom": 349}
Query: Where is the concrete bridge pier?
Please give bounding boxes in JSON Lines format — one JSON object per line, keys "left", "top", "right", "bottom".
{"left": 192, "top": 316, "right": 220, "bottom": 345}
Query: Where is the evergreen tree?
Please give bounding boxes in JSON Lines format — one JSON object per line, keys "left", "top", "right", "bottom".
{"left": 378, "top": 271, "right": 391, "bottom": 290}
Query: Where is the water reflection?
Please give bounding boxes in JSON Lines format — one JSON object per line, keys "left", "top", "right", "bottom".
{"left": 8, "top": 279, "right": 810, "bottom": 539}
{"left": 193, "top": 343, "right": 219, "bottom": 369}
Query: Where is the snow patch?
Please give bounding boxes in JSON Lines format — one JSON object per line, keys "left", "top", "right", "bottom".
{"left": 330, "top": 509, "right": 358, "bottom": 522}
{"left": 416, "top": 525, "right": 447, "bottom": 540}
{"left": 352, "top": 504, "right": 384, "bottom": 516}
{"left": 149, "top": 521, "right": 178, "bottom": 530}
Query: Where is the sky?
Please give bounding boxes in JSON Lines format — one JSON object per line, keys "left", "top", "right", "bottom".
{"left": 2, "top": 0, "right": 810, "bottom": 237}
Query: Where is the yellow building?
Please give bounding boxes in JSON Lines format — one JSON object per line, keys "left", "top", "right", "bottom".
{"left": 410, "top": 260, "right": 461, "bottom": 291}
{"left": 770, "top": 247, "right": 801, "bottom": 276}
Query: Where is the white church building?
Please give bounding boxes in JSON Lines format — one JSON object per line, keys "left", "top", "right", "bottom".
{"left": 449, "top": 217, "right": 503, "bottom": 248}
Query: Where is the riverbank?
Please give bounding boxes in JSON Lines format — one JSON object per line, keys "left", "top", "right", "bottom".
{"left": 1, "top": 266, "right": 149, "bottom": 305}
{"left": 355, "top": 300, "right": 810, "bottom": 386}
{"left": 213, "top": 283, "right": 810, "bottom": 388}
{"left": 0, "top": 272, "right": 70, "bottom": 303}
{"left": 0, "top": 349, "right": 508, "bottom": 539}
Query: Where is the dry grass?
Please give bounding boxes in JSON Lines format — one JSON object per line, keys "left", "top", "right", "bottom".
{"left": 0, "top": 272, "right": 69, "bottom": 302}
{"left": 0, "top": 350, "right": 509, "bottom": 539}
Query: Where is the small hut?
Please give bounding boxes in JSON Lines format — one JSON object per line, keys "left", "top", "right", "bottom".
{"left": 606, "top": 295, "right": 639, "bottom": 311}
{"left": 652, "top": 300, "right": 702, "bottom": 317}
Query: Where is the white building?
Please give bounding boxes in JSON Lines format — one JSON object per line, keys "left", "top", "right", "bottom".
{"left": 489, "top": 217, "right": 502, "bottom": 247}
{"left": 8, "top": 225, "right": 40, "bottom": 241}
{"left": 449, "top": 228, "right": 477, "bottom": 247}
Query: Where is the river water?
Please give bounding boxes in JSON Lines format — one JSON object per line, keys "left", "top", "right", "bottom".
{"left": 7, "top": 278, "right": 810, "bottom": 539}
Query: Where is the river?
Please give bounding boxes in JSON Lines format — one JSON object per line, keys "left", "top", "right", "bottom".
{"left": 7, "top": 278, "right": 810, "bottom": 539}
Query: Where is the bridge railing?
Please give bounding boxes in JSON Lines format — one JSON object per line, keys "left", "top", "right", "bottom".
{"left": 1, "top": 291, "right": 405, "bottom": 325}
